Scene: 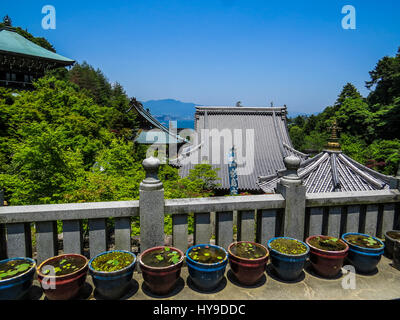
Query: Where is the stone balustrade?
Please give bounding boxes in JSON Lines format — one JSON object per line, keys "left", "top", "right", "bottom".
{"left": 0, "top": 156, "right": 399, "bottom": 264}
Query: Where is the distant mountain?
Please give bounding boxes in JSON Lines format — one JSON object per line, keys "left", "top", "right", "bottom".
{"left": 286, "top": 111, "right": 319, "bottom": 118}
{"left": 141, "top": 99, "right": 200, "bottom": 120}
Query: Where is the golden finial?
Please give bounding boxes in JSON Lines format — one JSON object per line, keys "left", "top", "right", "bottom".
{"left": 325, "top": 119, "right": 342, "bottom": 151}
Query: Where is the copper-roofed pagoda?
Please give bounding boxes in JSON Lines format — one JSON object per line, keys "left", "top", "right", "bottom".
{"left": 257, "top": 119, "right": 394, "bottom": 193}
{"left": 0, "top": 17, "right": 74, "bottom": 88}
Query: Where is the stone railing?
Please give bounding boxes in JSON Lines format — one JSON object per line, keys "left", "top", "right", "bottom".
{"left": 0, "top": 156, "right": 399, "bottom": 264}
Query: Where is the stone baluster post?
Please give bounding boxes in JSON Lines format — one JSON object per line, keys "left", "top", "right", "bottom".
{"left": 276, "top": 155, "right": 307, "bottom": 240}
{"left": 139, "top": 157, "right": 165, "bottom": 252}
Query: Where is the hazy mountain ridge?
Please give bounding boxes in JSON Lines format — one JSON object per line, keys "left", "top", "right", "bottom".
{"left": 141, "top": 99, "right": 199, "bottom": 120}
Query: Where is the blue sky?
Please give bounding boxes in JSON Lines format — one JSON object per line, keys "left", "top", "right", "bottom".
{"left": 2, "top": 1, "right": 400, "bottom": 114}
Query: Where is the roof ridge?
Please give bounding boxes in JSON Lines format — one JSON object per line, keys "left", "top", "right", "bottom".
{"left": 131, "top": 102, "right": 187, "bottom": 143}
{"left": 282, "top": 142, "right": 309, "bottom": 159}
{"left": 340, "top": 153, "right": 392, "bottom": 182}
{"left": 337, "top": 154, "right": 385, "bottom": 189}
{"left": 195, "top": 106, "right": 287, "bottom": 112}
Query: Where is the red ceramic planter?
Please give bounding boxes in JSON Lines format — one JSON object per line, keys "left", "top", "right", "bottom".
{"left": 305, "top": 235, "right": 349, "bottom": 278}
{"left": 228, "top": 241, "right": 269, "bottom": 286}
{"left": 37, "top": 254, "right": 88, "bottom": 300}
{"left": 139, "top": 246, "right": 184, "bottom": 295}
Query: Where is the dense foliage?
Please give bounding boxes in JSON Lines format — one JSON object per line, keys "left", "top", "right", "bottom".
{"left": 288, "top": 48, "right": 400, "bottom": 176}
{"left": 0, "top": 61, "right": 220, "bottom": 236}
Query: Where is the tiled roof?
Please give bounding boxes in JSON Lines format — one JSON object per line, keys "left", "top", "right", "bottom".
{"left": 174, "top": 106, "right": 308, "bottom": 191}
{"left": 132, "top": 103, "right": 187, "bottom": 144}
{"left": 0, "top": 28, "right": 74, "bottom": 64}
{"left": 258, "top": 151, "right": 392, "bottom": 193}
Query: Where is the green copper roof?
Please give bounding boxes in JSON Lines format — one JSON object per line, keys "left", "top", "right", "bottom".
{"left": 0, "top": 28, "right": 74, "bottom": 64}
{"left": 135, "top": 130, "right": 183, "bottom": 144}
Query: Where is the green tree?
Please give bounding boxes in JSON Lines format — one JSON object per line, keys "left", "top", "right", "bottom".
{"left": 335, "top": 83, "right": 363, "bottom": 108}
{"left": 0, "top": 124, "right": 86, "bottom": 205}
{"left": 365, "top": 139, "right": 400, "bottom": 175}
{"left": 68, "top": 62, "right": 113, "bottom": 106}
{"left": 289, "top": 125, "right": 305, "bottom": 151}
{"left": 373, "top": 97, "right": 400, "bottom": 140}
{"left": 366, "top": 47, "right": 400, "bottom": 106}
{"left": 335, "top": 97, "right": 376, "bottom": 142}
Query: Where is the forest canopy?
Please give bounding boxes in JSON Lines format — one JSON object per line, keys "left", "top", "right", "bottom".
{"left": 0, "top": 63, "right": 220, "bottom": 206}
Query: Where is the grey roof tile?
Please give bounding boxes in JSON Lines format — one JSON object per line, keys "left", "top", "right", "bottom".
{"left": 258, "top": 150, "right": 392, "bottom": 193}
{"left": 175, "top": 106, "right": 307, "bottom": 191}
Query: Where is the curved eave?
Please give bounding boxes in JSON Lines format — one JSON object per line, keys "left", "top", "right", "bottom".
{"left": 257, "top": 151, "right": 392, "bottom": 194}
{"left": 0, "top": 49, "right": 75, "bottom": 66}
{"left": 132, "top": 103, "right": 188, "bottom": 144}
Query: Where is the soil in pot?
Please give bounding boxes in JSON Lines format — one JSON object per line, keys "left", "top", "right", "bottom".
{"left": 230, "top": 242, "right": 267, "bottom": 259}
{"left": 343, "top": 234, "right": 383, "bottom": 249}
{"left": 141, "top": 247, "right": 181, "bottom": 267}
{"left": 91, "top": 251, "right": 134, "bottom": 272}
{"left": 308, "top": 236, "right": 347, "bottom": 251}
{"left": 188, "top": 245, "right": 226, "bottom": 263}
{"left": 269, "top": 238, "right": 308, "bottom": 255}
{"left": 0, "top": 259, "right": 34, "bottom": 280}
{"left": 386, "top": 231, "right": 400, "bottom": 240}
{"left": 40, "top": 256, "right": 86, "bottom": 276}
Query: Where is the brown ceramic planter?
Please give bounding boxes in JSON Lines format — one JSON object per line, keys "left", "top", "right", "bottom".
{"left": 228, "top": 241, "right": 269, "bottom": 286}
{"left": 37, "top": 254, "right": 88, "bottom": 300}
{"left": 306, "top": 235, "right": 349, "bottom": 278}
{"left": 139, "top": 246, "right": 184, "bottom": 295}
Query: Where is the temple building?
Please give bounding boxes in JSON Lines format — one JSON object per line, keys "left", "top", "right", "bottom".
{"left": 257, "top": 120, "right": 394, "bottom": 193}
{"left": 172, "top": 105, "right": 308, "bottom": 194}
{"left": 0, "top": 20, "right": 74, "bottom": 89}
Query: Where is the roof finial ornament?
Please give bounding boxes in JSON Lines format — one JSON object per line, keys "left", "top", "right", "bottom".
{"left": 3, "top": 15, "right": 12, "bottom": 27}
{"left": 235, "top": 101, "right": 242, "bottom": 107}
{"left": 325, "top": 118, "right": 342, "bottom": 152}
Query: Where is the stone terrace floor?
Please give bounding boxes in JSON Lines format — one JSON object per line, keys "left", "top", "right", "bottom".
{"left": 28, "top": 256, "right": 400, "bottom": 300}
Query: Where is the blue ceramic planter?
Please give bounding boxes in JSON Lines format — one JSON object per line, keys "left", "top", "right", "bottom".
{"left": 267, "top": 237, "right": 309, "bottom": 281}
{"left": 89, "top": 250, "right": 136, "bottom": 299}
{"left": 186, "top": 244, "right": 228, "bottom": 291}
{"left": 0, "top": 257, "right": 36, "bottom": 300}
{"left": 341, "top": 232, "right": 384, "bottom": 274}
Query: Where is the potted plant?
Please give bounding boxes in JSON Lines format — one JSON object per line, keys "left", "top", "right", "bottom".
{"left": 186, "top": 244, "right": 228, "bottom": 291}
{"left": 89, "top": 250, "right": 136, "bottom": 299}
{"left": 227, "top": 241, "right": 269, "bottom": 285}
{"left": 267, "top": 237, "right": 309, "bottom": 281}
{"left": 139, "top": 246, "right": 184, "bottom": 295}
{"left": 341, "top": 232, "right": 384, "bottom": 274}
{"left": 384, "top": 230, "right": 400, "bottom": 259}
{"left": 37, "top": 253, "right": 88, "bottom": 300}
{"left": 0, "top": 257, "right": 36, "bottom": 300}
{"left": 305, "top": 235, "right": 349, "bottom": 278}
{"left": 393, "top": 240, "right": 400, "bottom": 270}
